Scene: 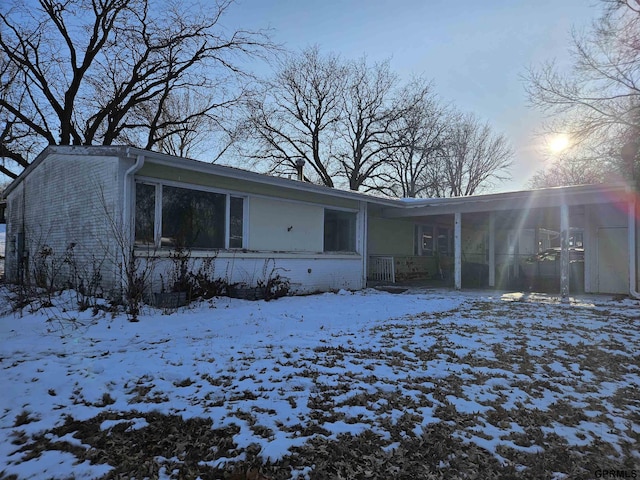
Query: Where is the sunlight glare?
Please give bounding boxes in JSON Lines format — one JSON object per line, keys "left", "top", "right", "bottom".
{"left": 548, "top": 134, "right": 571, "bottom": 154}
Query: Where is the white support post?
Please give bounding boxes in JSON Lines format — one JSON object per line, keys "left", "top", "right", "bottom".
{"left": 359, "top": 201, "right": 368, "bottom": 289}
{"left": 489, "top": 212, "right": 495, "bottom": 288}
{"left": 584, "top": 205, "right": 591, "bottom": 293}
{"left": 560, "top": 203, "right": 570, "bottom": 299}
{"left": 455, "top": 212, "right": 462, "bottom": 290}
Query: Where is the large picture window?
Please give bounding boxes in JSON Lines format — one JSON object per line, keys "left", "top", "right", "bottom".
{"left": 324, "top": 209, "right": 356, "bottom": 253}
{"left": 162, "top": 186, "right": 226, "bottom": 248}
{"left": 134, "top": 182, "right": 245, "bottom": 249}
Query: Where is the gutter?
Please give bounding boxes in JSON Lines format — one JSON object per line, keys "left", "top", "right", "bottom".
{"left": 124, "top": 146, "right": 403, "bottom": 208}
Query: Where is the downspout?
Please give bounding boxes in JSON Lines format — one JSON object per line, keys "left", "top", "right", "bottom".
{"left": 121, "top": 152, "right": 146, "bottom": 294}
{"left": 629, "top": 191, "right": 640, "bottom": 299}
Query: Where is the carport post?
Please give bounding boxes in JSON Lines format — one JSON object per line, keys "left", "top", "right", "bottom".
{"left": 560, "top": 203, "right": 570, "bottom": 299}
{"left": 489, "top": 212, "right": 496, "bottom": 287}
{"left": 455, "top": 212, "right": 462, "bottom": 289}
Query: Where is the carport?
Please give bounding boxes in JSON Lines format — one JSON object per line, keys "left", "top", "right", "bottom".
{"left": 374, "top": 182, "right": 635, "bottom": 296}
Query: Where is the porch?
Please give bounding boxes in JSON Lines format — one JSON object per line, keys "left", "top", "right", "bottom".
{"left": 366, "top": 183, "right": 631, "bottom": 296}
{"left": 367, "top": 254, "right": 517, "bottom": 290}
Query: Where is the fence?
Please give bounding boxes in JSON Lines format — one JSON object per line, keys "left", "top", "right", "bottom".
{"left": 368, "top": 255, "right": 395, "bottom": 283}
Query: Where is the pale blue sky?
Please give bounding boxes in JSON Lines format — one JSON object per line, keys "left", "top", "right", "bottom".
{"left": 223, "top": 0, "right": 602, "bottom": 192}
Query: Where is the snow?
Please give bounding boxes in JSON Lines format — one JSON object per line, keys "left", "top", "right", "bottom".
{"left": 0, "top": 287, "right": 638, "bottom": 478}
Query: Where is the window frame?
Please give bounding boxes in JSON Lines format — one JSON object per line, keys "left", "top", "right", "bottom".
{"left": 437, "top": 227, "right": 452, "bottom": 257}
{"left": 419, "top": 225, "right": 434, "bottom": 256}
{"left": 133, "top": 181, "right": 157, "bottom": 247}
{"left": 417, "top": 224, "right": 452, "bottom": 257}
{"left": 323, "top": 207, "right": 358, "bottom": 253}
{"left": 134, "top": 179, "right": 248, "bottom": 250}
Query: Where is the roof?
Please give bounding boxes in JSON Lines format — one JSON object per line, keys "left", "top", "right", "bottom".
{"left": 384, "top": 182, "right": 632, "bottom": 217}
{"left": 1, "top": 146, "right": 632, "bottom": 215}
{"left": 0, "top": 145, "right": 403, "bottom": 207}
{"left": 126, "top": 146, "right": 404, "bottom": 207}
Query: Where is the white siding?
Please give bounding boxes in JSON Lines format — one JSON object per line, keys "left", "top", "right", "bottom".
{"left": 367, "top": 216, "right": 414, "bottom": 255}
{"left": 248, "top": 197, "right": 324, "bottom": 252}
{"left": 4, "top": 152, "right": 127, "bottom": 290}
{"left": 132, "top": 177, "right": 367, "bottom": 296}
{"left": 596, "top": 227, "right": 628, "bottom": 294}
{"left": 147, "top": 253, "right": 363, "bottom": 294}
{"left": 585, "top": 203, "right": 630, "bottom": 294}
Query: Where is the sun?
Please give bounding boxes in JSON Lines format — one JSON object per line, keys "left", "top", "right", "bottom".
{"left": 547, "top": 134, "right": 571, "bottom": 154}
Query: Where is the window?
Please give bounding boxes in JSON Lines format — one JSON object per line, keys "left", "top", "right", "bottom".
{"left": 417, "top": 225, "right": 450, "bottom": 256}
{"left": 162, "top": 185, "right": 226, "bottom": 248}
{"left": 324, "top": 209, "right": 356, "bottom": 252}
{"left": 134, "top": 183, "right": 155, "bottom": 246}
{"left": 229, "top": 196, "right": 244, "bottom": 249}
{"left": 134, "top": 182, "right": 245, "bottom": 249}
{"left": 437, "top": 228, "right": 451, "bottom": 257}
{"left": 421, "top": 227, "right": 434, "bottom": 256}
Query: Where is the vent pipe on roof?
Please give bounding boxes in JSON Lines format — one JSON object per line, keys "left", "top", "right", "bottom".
{"left": 295, "top": 159, "right": 305, "bottom": 181}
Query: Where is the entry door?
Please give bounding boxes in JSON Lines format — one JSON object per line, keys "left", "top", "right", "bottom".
{"left": 597, "top": 227, "right": 628, "bottom": 294}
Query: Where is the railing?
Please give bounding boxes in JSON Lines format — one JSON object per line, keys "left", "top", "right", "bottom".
{"left": 369, "top": 255, "right": 395, "bottom": 283}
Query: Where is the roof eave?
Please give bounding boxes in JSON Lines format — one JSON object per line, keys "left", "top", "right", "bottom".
{"left": 383, "top": 182, "right": 632, "bottom": 218}
{"left": 126, "top": 146, "right": 403, "bottom": 207}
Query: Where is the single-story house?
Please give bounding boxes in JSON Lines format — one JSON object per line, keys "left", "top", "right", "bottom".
{"left": 1, "top": 146, "right": 638, "bottom": 298}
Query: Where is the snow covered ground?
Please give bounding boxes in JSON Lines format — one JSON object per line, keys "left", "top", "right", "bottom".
{"left": 0, "top": 288, "right": 638, "bottom": 479}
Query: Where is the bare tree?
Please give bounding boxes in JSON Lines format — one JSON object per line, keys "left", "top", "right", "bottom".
{"left": 120, "top": 90, "right": 242, "bottom": 161}
{"left": 434, "top": 113, "right": 513, "bottom": 197}
{"left": 246, "top": 49, "right": 435, "bottom": 191}
{"left": 338, "top": 58, "right": 404, "bottom": 191}
{"left": 0, "top": 0, "right": 273, "bottom": 180}
{"left": 528, "top": 140, "right": 623, "bottom": 188}
{"left": 525, "top": 0, "right": 640, "bottom": 183}
{"left": 245, "top": 46, "right": 347, "bottom": 186}
{"left": 245, "top": 46, "right": 512, "bottom": 195}
{"left": 0, "top": 57, "right": 40, "bottom": 178}
{"left": 380, "top": 80, "right": 450, "bottom": 197}
{"left": 528, "top": 154, "right": 612, "bottom": 188}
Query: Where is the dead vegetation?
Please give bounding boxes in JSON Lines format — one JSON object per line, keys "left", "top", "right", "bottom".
{"left": 3, "top": 297, "right": 639, "bottom": 479}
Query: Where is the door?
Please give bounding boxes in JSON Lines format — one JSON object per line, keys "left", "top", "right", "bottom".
{"left": 597, "top": 227, "right": 628, "bottom": 294}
